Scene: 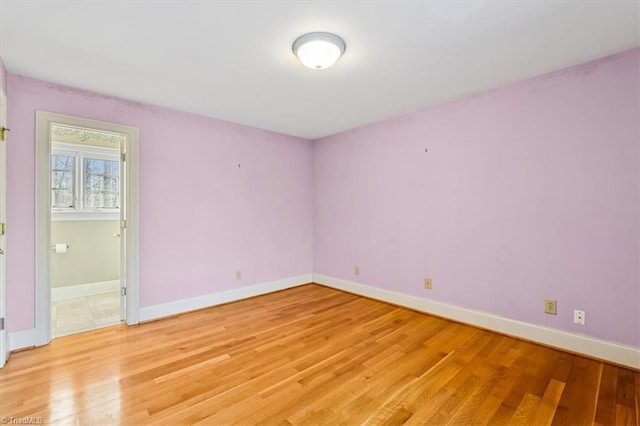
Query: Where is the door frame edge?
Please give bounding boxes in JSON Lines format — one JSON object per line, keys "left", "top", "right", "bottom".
{"left": 35, "top": 111, "right": 140, "bottom": 346}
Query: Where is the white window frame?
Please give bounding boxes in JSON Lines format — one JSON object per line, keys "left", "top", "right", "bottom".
{"left": 51, "top": 141, "right": 120, "bottom": 221}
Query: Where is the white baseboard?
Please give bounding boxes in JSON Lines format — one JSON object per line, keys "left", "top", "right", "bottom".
{"left": 52, "top": 280, "right": 120, "bottom": 301}
{"left": 11, "top": 273, "right": 638, "bottom": 369}
{"left": 8, "top": 275, "right": 312, "bottom": 353}
{"left": 139, "top": 274, "right": 313, "bottom": 323}
{"left": 313, "top": 274, "right": 640, "bottom": 370}
{"left": 9, "top": 328, "right": 36, "bottom": 351}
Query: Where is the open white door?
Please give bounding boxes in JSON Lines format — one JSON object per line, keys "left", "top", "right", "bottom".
{"left": 0, "top": 90, "right": 8, "bottom": 367}
{"left": 119, "top": 142, "right": 127, "bottom": 322}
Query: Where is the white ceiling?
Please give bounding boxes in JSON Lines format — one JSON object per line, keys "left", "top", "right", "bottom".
{"left": 0, "top": 1, "right": 638, "bottom": 139}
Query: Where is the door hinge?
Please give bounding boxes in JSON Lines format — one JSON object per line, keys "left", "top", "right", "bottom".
{"left": 121, "top": 220, "right": 127, "bottom": 229}
{"left": 0, "top": 317, "right": 4, "bottom": 331}
{"left": 120, "top": 287, "right": 127, "bottom": 296}
{"left": 0, "top": 126, "right": 9, "bottom": 141}
{"left": 0, "top": 222, "right": 4, "bottom": 236}
{"left": 121, "top": 153, "right": 126, "bottom": 162}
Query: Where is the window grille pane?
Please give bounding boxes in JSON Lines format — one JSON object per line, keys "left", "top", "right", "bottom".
{"left": 85, "top": 192, "right": 101, "bottom": 208}
{"left": 52, "top": 171, "right": 73, "bottom": 189}
{"left": 104, "top": 176, "right": 118, "bottom": 191}
{"left": 52, "top": 155, "right": 74, "bottom": 173}
{"left": 84, "top": 158, "right": 101, "bottom": 175}
{"left": 52, "top": 189, "right": 74, "bottom": 208}
{"left": 85, "top": 174, "right": 101, "bottom": 191}
{"left": 102, "top": 192, "right": 119, "bottom": 208}
{"left": 83, "top": 157, "right": 120, "bottom": 209}
{"left": 105, "top": 161, "right": 119, "bottom": 176}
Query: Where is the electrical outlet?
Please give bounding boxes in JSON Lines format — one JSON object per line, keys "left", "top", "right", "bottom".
{"left": 424, "top": 278, "right": 432, "bottom": 289}
{"left": 544, "top": 299, "right": 557, "bottom": 315}
{"left": 235, "top": 270, "right": 242, "bottom": 280}
{"left": 574, "top": 310, "right": 585, "bottom": 325}
{"left": 354, "top": 265, "right": 360, "bottom": 275}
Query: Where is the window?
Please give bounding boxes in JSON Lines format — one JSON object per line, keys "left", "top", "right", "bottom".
{"left": 84, "top": 158, "right": 120, "bottom": 209}
{"left": 51, "top": 142, "right": 120, "bottom": 220}
{"left": 51, "top": 154, "right": 75, "bottom": 208}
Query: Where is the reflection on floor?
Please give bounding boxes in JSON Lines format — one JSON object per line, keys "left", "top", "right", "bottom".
{"left": 52, "top": 291, "right": 121, "bottom": 338}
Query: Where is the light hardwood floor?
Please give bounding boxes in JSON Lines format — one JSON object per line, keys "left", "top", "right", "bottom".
{"left": 1, "top": 284, "right": 638, "bottom": 425}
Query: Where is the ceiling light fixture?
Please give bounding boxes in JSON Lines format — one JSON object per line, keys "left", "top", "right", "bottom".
{"left": 292, "top": 32, "right": 346, "bottom": 70}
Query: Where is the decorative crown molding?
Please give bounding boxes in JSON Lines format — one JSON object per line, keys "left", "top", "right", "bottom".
{"left": 51, "top": 125, "right": 124, "bottom": 145}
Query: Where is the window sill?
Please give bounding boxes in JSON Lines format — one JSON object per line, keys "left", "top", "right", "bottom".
{"left": 52, "top": 211, "right": 120, "bottom": 222}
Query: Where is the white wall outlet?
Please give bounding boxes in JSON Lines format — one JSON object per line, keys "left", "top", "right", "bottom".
{"left": 354, "top": 265, "right": 360, "bottom": 275}
{"left": 573, "top": 310, "right": 585, "bottom": 325}
{"left": 235, "top": 270, "right": 242, "bottom": 280}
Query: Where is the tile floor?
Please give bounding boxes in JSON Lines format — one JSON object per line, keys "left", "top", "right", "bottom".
{"left": 52, "top": 291, "right": 121, "bottom": 338}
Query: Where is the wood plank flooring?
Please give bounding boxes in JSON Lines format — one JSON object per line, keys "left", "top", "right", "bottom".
{"left": 1, "top": 284, "right": 638, "bottom": 425}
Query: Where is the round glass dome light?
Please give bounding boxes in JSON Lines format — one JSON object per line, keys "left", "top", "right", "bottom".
{"left": 293, "top": 32, "right": 346, "bottom": 70}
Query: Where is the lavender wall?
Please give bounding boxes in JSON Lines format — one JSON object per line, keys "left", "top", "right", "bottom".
{"left": 314, "top": 48, "right": 639, "bottom": 347}
{"left": 6, "top": 75, "right": 313, "bottom": 333}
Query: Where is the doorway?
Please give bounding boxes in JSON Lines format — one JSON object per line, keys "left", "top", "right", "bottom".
{"left": 50, "top": 125, "right": 124, "bottom": 337}
{"left": 35, "top": 112, "right": 139, "bottom": 346}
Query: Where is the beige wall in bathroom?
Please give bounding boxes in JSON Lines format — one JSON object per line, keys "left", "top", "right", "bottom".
{"left": 51, "top": 220, "right": 120, "bottom": 287}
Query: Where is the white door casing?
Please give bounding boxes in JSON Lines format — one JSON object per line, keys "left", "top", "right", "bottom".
{"left": 0, "top": 90, "right": 8, "bottom": 367}
{"left": 35, "top": 111, "right": 139, "bottom": 346}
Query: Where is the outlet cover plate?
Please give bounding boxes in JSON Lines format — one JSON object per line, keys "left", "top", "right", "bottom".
{"left": 544, "top": 299, "right": 557, "bottom": 315}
